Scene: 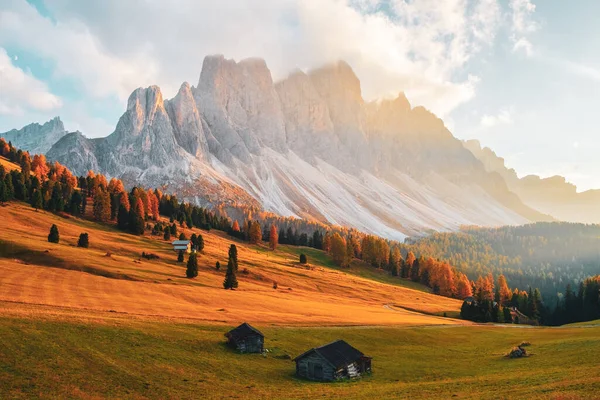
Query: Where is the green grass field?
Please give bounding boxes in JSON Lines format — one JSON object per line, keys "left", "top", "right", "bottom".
{"left": 1, "top": 308, "right": 599, "bottom": 400}
{"left": 281, "top": 245, "right": 432, "bottom": 293}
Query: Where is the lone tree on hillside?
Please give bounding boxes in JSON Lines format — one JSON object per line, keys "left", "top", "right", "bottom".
{"left": 77, "top": 233, "right": 89, "bottom": 248}
{"left": 177, "top": 250, "right": 184, "bottom": 263}
{"left": 197, "top": 234, "right": 204, "bottom": 252}
{"left": 269, "top": 224, "right": 278, "bottom": 251}
{"left": 299, "top": 253, "right": 307, "bottom": 264}
{"left": 215, "top": 261, "right": 221, "bottom": 271}
{"left": 223, "top": 255, "right": 238, "bottom": 290}
{"left": 48, "top": 224, "right": 60, "bottom": 243}
{"left": 186, "top": 253, "right": 198, "bottom": 278}
{"left": 163, "top": 229, "right": 171, "bottom": 241}
{"left": 228, "top": 244, "right": 238, "bottom": 271}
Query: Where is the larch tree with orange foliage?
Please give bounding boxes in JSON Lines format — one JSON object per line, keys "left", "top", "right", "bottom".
{"left": 455, "top": 272, "right": 473, "bottom": 299}
{"left": 249, "top": 221, "right": 262, "bottom": 244}
{"left": 497, "top": 274, "right": 512, "bottom": 305}
{"left": 232, "top": 220, "right": 240, "bottom": 232}
{"left": 330, "top": 233, "right": 346, "bottom": 266}
{"left": 269, "top": 224, "right": 278, "bottom": 250}
{"left": 93, "top": 189, "right": 111, "bottom": 222}
{"left": 323, "top": 233, "right": 332, "bottom": 253}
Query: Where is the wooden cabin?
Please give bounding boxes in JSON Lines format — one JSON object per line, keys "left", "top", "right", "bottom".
{"left": 293, "top": 340, "right": 372, "bottom": 382}
{"left": 172, "top": 240, "right": 191, "bottom": 254}
{"left": 224, "top": 323, "right": 264, "bottom": 353}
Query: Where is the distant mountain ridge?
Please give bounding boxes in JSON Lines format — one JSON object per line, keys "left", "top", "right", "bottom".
{"left": 2, "top": 55, "right": 556, "bottom": 239}
{"left": 463, "top": 139, "right": 600, "bottom": 223}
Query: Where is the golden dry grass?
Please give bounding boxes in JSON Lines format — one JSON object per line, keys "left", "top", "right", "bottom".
{"left": 0, "top": 202, "right": 462, "bottom": 326}
{"left": 0, "top": 156, "right": 20, "bottom": 173}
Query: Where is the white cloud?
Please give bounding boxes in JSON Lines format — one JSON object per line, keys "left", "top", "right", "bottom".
{"left": 509, "top": 0, "right": 538, "bottom": 56}
{"left": 0, "top": 47, "right": 62, "bottom": 116}
{"left": 512, "top": 37, "right": 533, "bottom": 57}
{"left": 480, "top": 107, "right": 514, "bottom": 128}
{"left": 0, "top": 0, "right": 159, "bottom": 101}
{"left": 561, "top": 60, "right": 600, "bottom": 82}
{"left": 0, "top": 0, "right": 509, "bottom": 118}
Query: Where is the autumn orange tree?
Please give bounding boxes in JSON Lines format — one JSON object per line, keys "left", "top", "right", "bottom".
{"left": 269, "top": 224, "right": 278, "bottom": 250}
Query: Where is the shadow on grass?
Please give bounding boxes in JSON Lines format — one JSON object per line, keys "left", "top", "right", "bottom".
{"left": 0, "top": 239, "right": 140, "bottom": 281}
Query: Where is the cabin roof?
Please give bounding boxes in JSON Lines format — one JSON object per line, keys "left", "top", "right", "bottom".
{"left": 225, "top": 323, "right": 264, "bottom": 340}
{"left": 171, "top": 240, "right": 190, "bottom": 245}
{"left": 293, "top": 340, "right": 368, "bottom": 369}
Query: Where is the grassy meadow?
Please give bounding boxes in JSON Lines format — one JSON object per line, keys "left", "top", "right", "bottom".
{"left": 1, "top": 303, "right": 600, "bottom": 399}
{"left": 1, "top": 201, "right": 599, "bottom": 399}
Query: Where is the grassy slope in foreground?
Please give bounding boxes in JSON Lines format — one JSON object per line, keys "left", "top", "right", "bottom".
{"left": 0, "top": 202, "right": 460, "bottom": 326}
{"left": 1, "top": 304, "right": 599, "bottom": 400}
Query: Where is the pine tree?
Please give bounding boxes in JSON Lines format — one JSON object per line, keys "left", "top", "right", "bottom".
{"left": 503, "top": 307, "right": 513, "bottom": 323}
{"left": 128, "top": 198, "right": 145, "bottom": 235}
{"left": 30, "top": 189, "right": 43, "bottom": 210}
{"left": 177, "top": 250, "right": 184, "bottom": 263}
{"left": 0, "top": 180, "right": 7, "bottom": 204}
{"left": 77, "top": 233, "right": 89, "bottom": 248}
{"left": 163, "top": 229, "right": 171, "bottom": 241}
{"left": 69, "top": 190, "right": 82, "bottom": 215}
{"left": 299, "top": 253, "right": 307, "bottom": 264}
{"left": 179, "top": 232, "right": 186, "bottom": 240}
{"left": 186, "top": 253, "right": 198, "bottom": 278}
{"left": 197, "top": 234, "right": 204, "bottom": 252}
{"left": 117, "top": 204, "right": 129, "bottom": 231}
{"left": 48, "top": 224, "right": 59, "bottom": 243}
{"left": 228, "top": 244, "right": 238, "bottom": 271}
{"left": 223, "top": 257, "right": 238, "bottom": 290}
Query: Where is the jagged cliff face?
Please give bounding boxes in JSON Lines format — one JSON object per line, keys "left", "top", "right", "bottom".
{"left": 6, "top": 55, "right": 555, "bottom": 239}
{"left": 1, "top": 117, "right": 68, "bottom": 155}
{"left": 464, "top": 139, "right": 600, "bottom": 223}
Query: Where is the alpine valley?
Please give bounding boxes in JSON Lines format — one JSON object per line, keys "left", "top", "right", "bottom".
{"left": 6, "top": 55, "right": 595, "bottom": 240}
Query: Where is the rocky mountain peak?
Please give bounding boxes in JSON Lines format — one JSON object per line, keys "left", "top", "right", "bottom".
{"left": 164, "top": 81, "right": 210, "bottom": 160}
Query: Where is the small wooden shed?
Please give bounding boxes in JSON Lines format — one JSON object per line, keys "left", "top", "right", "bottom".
{"left": 293, "top": 340, "right": 371, "bottom": 382}
{"left": 225, "top": 323, "right": 264, "bottom": 353}
{"left": 172, "top": 240, "right": 191, "bottom": 253}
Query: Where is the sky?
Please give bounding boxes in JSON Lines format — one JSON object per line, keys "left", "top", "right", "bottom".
{"left": 0, "top": 0, "right": 599, "bottom": 191}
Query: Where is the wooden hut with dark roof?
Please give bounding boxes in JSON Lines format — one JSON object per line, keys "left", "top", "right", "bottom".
{"left": 293, "top": 340, "right": 372, "bottom": 381}
{"left": 224, "top": 323, "right": 264, "bottom": 353}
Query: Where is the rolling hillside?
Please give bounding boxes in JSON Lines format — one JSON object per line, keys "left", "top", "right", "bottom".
{"left": 0, "top": 202, "right": 461, "bottom": 326}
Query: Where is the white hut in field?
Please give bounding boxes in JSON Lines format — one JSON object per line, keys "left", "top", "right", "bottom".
{"left": 172, "top": 240, "right": 191, "bottom": 253}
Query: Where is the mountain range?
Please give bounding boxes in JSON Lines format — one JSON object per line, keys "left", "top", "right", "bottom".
{"left": 4, "top": 55, "right": 595, "bottom": 239}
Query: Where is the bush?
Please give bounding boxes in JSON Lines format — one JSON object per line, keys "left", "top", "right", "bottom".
{"left": 77, "top": 233, "right": 89, "bottom": 248}
{"left": 48, "top": 224, "right": 59, "bottom": 243}
{"left": 215, "top": 261, "right": 221, "bottom": 271}
{"left": 299, "top": 253, "right": 307, "bottom": 264}
{"left": 273, "top": 281, "right": 278, "bottom": 289}
{"left": 164, "top": 229, "right": 171, "bottom": 241}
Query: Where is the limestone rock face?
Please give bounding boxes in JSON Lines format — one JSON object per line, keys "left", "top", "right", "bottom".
{"left": 13, "top": 55, "right": 569, "bottom": 238}
{"left": 308, "top": 61, "right": 371, "bottom": 170}
{"left": 46, "top": 131, "right": 99, "bottom": 177}
{"left": 274, "top": 70, "right": 342, "bottom": 164}
{"left": 194, "top": 55, "right": 287, "bottom": 165}
{"left": 101, "top": 85, "right": 185, "bottom": 175}
{"left": 1, "top": 117, "right": 68, "bottom": 155}
{"left": 165, "top": 82, "right": 210, "bottom": 160}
